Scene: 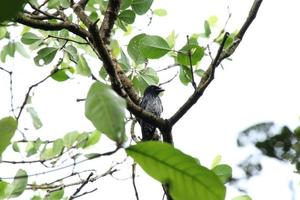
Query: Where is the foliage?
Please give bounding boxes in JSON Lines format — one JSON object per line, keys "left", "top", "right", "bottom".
{"left": 0, "top": 0, "right": 262, "bottom": 199}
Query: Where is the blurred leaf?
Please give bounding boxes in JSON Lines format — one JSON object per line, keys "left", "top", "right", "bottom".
{"left": 75, "top": 132, "right": 89, "bottom": 148}
{"left": 0, "top": 181, "right": 8, "bottom": 199}
{"left": 47, "top": 0, "right": 60, "bottom": 9}
{"left": 26, "top": 107, "right": 43, "bottom": 129}
{"left": 51, "top": 68, "right": 70, "bottom": 82}
{"left": 177, "top": 44, "right": 204, "bottom": 66}
{"left": 85, "top": 82, "right": 127, "bottom": 144}
{"left": 7, "top": 42, "right": 15, "bottom": 57}
{"left": 153, "top": 9, "right": 167, "bottom": 16}
{"left": 131, "top": 0, "right": 153, "bottom": 15}
{"left": 0, "top": 27, "right": 7, "bottom": 40}
{"left": 25, "top": 138, "right": 42, "bottom": 157}
{"left": 208, "top": 16, "right": 218, "bottom": 27}
{"left": 83, "top": 130, "right": 101, "bottom": 148}
{"left": 64, "top": 45, "right": 78, "bottom": 62}
{"left": 140, "top": 35, "right": 170, "bottom": 59}
{"left": 212, "top": 164, "right": 232, "bottom": 184}
{"left": 0, "top": 0, "right": 25, "bottom": 22}
{"left": 34, "top": 47, "right": 58, "bottom": 66}
{"left": 127, "top": 33, "right": 147, "bottom": 65}
{"left": 31, "top": 195, "right": 42, "bottom": 200}
{"left": 63, "top": 131, "right": 80, "bottom": 149}
{"left": 204, "top": 20, "right": 212, "bottom": 38}
{"left": 0, "top": 116, "right": 17, "bottom": 156}
{"left": 5, "top": 169, "right": 28, "bottom": 198}
{"left": 120, "top": 0, "right": 132, "bottom": 10}
{"left": 76, "top": 55, "right": 91, "bottom": 76}
{"left": 133, "top": 67, "right": 159, "bottom": 93}
{"left": 126, "top": 142, "right": 225, "bottom": 200}
{"left": 119, "top": 10, "right": 136, "bottom": 24}
{"left": 232, "top": 195, "right": 252, "bottom": 200}
{"left": 47, "top": 189, "right": 64, "bottom": 200}
{"left": 166, "top": 30, "right": 177, "bottom": 49}
{"left": 179, "top": 65, "right": 192, "bottom": 85}
{"left": 21, "top": 32, "right": 41, "bottom": 45}
{"left": 12, "top": 142, "right": 20, "bottom": 152}
{"left": 0, "top": 46, "right": 8, "bottom": 62}
{"left": 40, "top": 139, "right": 64, "bottom": 160}
{"left": 119, "top": 49, "right": 131, "bottom": 72}
{"left": 15, "top": 42, "right": 30, "bottom": 58}
{"left": 211, "top": 155, "right": 222, "bottom": 169}
{"left": 110, "top": 40, "right": 121, "bottom": 57}
{"left": 195, "top": 69, "right": 205, "bottom": 77}
{"left": 99, "top": 67, "right": 108, "bottom": 80}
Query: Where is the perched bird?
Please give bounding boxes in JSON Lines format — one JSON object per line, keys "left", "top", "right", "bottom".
{"left": 139, "top": 85, "right": 164, "bottom": 141}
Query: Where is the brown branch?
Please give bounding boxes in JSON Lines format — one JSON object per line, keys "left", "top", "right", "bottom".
{"left": 0, "top": 67, "right": 15, "bottom": 117}
{"left": 100, "top": 0, "right": 121, "bottom": 45}
{"left": 28, "top": 2, "right": 63, "bottom": 21}
{"left": 15, "top": 14, "right": 90, "bottom": 40}
{"left": 45, "top": 35, "right": 89, "bottom": 45}
{"left": 168, "top": 0, "right": 263, "bottom": 126}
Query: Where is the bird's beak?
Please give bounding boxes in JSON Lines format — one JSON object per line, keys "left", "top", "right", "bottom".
{"left": 157, "top": 87, "right": 164, "bottom": 93}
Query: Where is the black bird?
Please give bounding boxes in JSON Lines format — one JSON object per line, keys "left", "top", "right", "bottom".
{"left": 139, "top": 85, "right": 164, "bottom": 141}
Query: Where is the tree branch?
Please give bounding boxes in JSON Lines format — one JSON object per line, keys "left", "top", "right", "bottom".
{"left": 99, "top": 0, "right": 121, "bottom": 45}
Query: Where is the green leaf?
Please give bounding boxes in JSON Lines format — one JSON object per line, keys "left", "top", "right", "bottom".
{"left": 121, "top": 0, "right": 132, "bottom": 10}
{"left": 0, "top": 27, "right": 7, "bottom": 40}
{"left": 110, "top": 40, "right": 121, "bottom": 57}
{"left": 211, "top": 155, "right": 222, "bottom": 169}
{"left": 153, "top": 9, "right": 167, "bottom": 16}
{"left": 166, "top": 31, "right": 177, "bottom": 49}
{"left": 63, "top": 131, "right": 80, "bottom": 149}
{"left": 85, "top": 82, "right": 127, "bottom": 144}
{"left": 177, "top": 44, "right": 204, "bottom": 66}
{"left": 26, "top": 107, "right": 43, "bottom": 129}
{"left": 21, "top": 32, "right": 41, "bottom": 45}
{"left": 40, "top": 139, "right": 64, "bottom": 160}
{"left": 126, "top": 142, "right": 225, "bottom": 200}
{"left": 0, "top": 181, "right": 8, "bottom": 199}
{"left": 48, "top": 189, "right": 64, "bottom": 200}
{"left": 47, "top": 0, "right": 60, "bottom": 9}
{"left": 208, "top": 16, "right": 218, "bottom": 27}
{"left": 31, "top": 195, "right": 42, "bottom": 200}
{"left": 128, "top": 33, "right": 147, "bottom": 65}
{"left": 131, "top": 0, "right": 153, "bottom": 15}
{"left": 85, "top": 153, "right": 101, "bottom": 159}
{"left": 34, "top": 47, "right": 58, "bottom": 66}
{"left": 12, "top": 142, "right": 20, "bottom": 152}
{"left": 5, "top": 169, "right": 28, "bottom": 198}
{"left": 212, "top": 164, "right": 232, "bottom": 184}
{"left": 75, "top": 132, "right": 89, "bottom": 148}
{"left": 51, "top": 68, "right": 70, "bottom": 82}
{"left": 7, "top": 42, "right": 15, "bottom": 57}
{"left": 0, "top": 46, "right": 8, "bottom": 62}
{"left": 119, "top": 10, "right": 136, "bottom": 24}
{"left": 179, "top": 65, "right": 192, "bottom": 85}
{"left": 140, "top": 35, "right": 170, "bottom": 59}
{"left": 204, "top": 20, "right": 212, "bottom": 38}
{"left": 119, "top": 49, "right": 131, "bottom": 72}
{"left": 195, "top": 69, "right": 205, "bottom": 77}
{"left": 76, "top": 55, "right": 91, "bottom": 76}
{"left": 83, "top": 130, "right": 101, "bottom": 148}
{"left": 64, "top": 45, "right": 78, "bottom": 62}
{"left": 15, "top": 42, "right": 30, "bottom": 58}
{"left": 0, "top": 0, "right": 25, "bottom": 22}
{"left": 232, "top": 195, "right": 252, "bottom": 200}
{"left": 0, "top": 116, "right": 17, "bottom": 156}
{"left": 25, "top": 139, "right": 42, "bottom": 157}
{"left": 133, "top": 67, "right": 159, "bottom": 93}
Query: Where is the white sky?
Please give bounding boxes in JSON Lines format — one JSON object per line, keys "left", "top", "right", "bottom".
{"left": 0, "top": 0, "right": 300, "bottom": 199}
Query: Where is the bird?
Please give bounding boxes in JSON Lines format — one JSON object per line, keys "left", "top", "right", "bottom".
{"left": 139, "top": 85, "right": 164, "bottom": 141}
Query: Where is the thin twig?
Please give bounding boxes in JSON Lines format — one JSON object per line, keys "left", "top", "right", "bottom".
{"left": 69, "top": 172, "right": 94, "bottom": 200}
{"left": 0, "top": 67, "right": 15, "bottom": 117}
{"left": 130, "top": 119, "right": 139, "bottom": 143}
{"left": 45, "top": 35, "right": 89, "bottom": 45}
{"left": 156, "top": 63, "right": 178, "bottom": 72}
{"left": 132, "top": 163, "right": 139, "bottom": 200}
{"left": 159, "top": 71, "right": 179, "bottom": 86}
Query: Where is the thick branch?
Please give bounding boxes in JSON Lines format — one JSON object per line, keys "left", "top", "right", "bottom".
{"left": 16, "top": 14, "right": 90, "bottom": 39}
{"left": 99, "top": 0, "right": 121, "bottom": 44}
{"left": 168, "top": 0, "right": 263, "bottom": 126}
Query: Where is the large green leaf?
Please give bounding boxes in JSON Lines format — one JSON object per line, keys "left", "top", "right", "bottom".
{"left": 76, "top": 55, "right": 91, "bottom": 76}
{"left": 131, "top": 0, "right": 153, "bottom": 15}
{"left": 0, "top": 181, "right": 8, "bottom": 199}
{"left": 140, "top": 35, "right": 170, "bottom": 59}
{"left": 126, "top": 142, "right": 226, "bottom": 200}
{"left": 120, "top": 0, "right": 132, "bottom": 10}
{"left": 0, "top": 116, "right": 17, "bottom": 156}
{"left": 127, "top": 33, "right": 147, "bottom": 65}
{"left": 5, "top": 169, "right": 28, "bottom": 198}
{"left": 85, "top": 82, "right": 126, "bottom": 144}
{"left": 132, "top": 67, "right": 159, "bottom": 93}
{"left": 34, "top": 47, "right": 58, "bottom": 66}
{"left": 177, "top": 44, "right": 204, "bottom": 66}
